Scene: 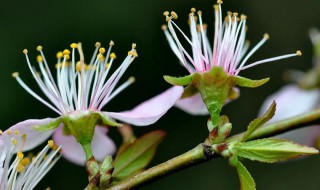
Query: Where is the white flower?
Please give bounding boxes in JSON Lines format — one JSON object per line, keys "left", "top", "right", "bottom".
{"left": 0, "top": 130, "right": 61, "bottom": 190}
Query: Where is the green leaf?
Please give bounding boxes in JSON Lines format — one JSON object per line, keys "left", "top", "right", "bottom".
{"left": 237, "top": 138, "right": 319, "bottom": 163}
{"left": 231, "top": 76, "right": 269, "bottom": 88}
{"left": 163, "top": 74, "right": 194, "bottom": 86}
{"left": 112, "top": 130, "right": 166, "bottom": 179}
{"left": 241, "top": 101, "right": 276, "bottom": 142}
{"left": 32, "top": 117, "right": 62, "bottom": 131}
{"left": 236, "top": 162, "right": 256, "bottom": 190}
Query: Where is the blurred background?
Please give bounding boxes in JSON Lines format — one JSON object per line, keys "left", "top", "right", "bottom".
{"left": 0, "top": 0, "right": 319, "bottom": 189}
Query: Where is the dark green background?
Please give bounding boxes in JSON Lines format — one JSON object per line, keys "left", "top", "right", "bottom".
{"left": 0, "top": 0, "right": 319, "bottom": 189}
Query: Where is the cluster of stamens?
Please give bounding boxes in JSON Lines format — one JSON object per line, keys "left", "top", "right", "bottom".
{"left": 13, "top": 41, "right": 138, "bottom": 115}
{"left": 162, "top": 0, "right": 302, "bottom": 75}
{"left": 1, "top": 128, "right": 62, "bottom": 190}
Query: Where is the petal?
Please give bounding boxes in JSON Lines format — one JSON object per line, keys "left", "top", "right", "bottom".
{"left": 174, "top": 93, "right": 209, "bottom": 115}
{"left": 0, "top": 118, "right": 56, "bottom": 153}
{"left": 259, "top": 84, "right": 320, "bottom": 145}
{"left": 53, "top": 126, "right": 116, "bottom": 166}
{"left": 105, "top": 86, "right": 184, "bottom": 126}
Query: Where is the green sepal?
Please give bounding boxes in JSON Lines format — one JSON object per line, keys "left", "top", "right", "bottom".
{"left": 181, "top": 84, "right": 198, "bottom": 98}
{"left": 62, "top": 125, "right": 71, "bottom": 135}
{"left": 32, "top": 117, "right": 63, "bottom": 131}
{"left": 163, "top": 74, "right": 194, "bottom": 86}
{"left": 237, "top": 138, "right": 319, "bottom": 163}
{"left": 241, "top": 101, "right": 276, "bottom": 142}
{"left": 92, "top": 112, "right": 121, "bottom": 127}
{"left": 231, "top": 76, "right": 269, "bottom": 88}
{"left": 100, "top": 156, "right": 114, "bottom": 188}
{"left": 112, "top": 130, "right": 166, "bottom": 180}
{"left": 195, "top": 67, "right": 234, "bottom": 127}
{"left": 61, "top": 111, "right": 118, "bottom": 161}
{"left": 235, "top": 161, "right": 256, "bottom": 190}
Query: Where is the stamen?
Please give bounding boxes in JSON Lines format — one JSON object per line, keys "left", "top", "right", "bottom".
{"left": 235, "top": 51, "right": 302, "bottom": 72}
{"left": 171, "top": 11, "right": 178, "bottom": 19}
{"left": 36, "top": 46, "right": 43, "bottom": 52}
{"left": 56, "top": 51, "right": 63, "bottom": 59}
{"left": 70, "top": 43, "right": 78, "bottom": 49}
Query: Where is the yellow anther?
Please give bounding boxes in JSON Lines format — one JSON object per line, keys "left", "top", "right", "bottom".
{"left": 36, "top": 45, "right": 43, "bottom": 51}
{"left": 227, "top": 11, "right": 232, "bottom": 16}
{"left": 163, "top": 11, "right": 169, "bottom": 16}
{"left": 62, "top": 61, "right": 69, "bottom": 67}
{"left": 263, "top": 33, "right": 270, "bottom": 40}
{"left": 99, "top": 54, "right": 105, "bottom": 61}
{"left": 132, "top": 43, "right": 137, "bottom": 49}
{"left": 85, "top": 65, "right": 91, "bottom": 71}
{"left": 12, "top": 139, "right": 18, "bottom": 145}
{"left": 37, "top": 55, "right": 43, "bottom": 63}
{"left": 129, "top": 76, "right": 136, "bottom": 83}
{"left": 233, "top": 12, "right": 238, "bottom": 17}
{"left": 70, "top": 43, "right": 77, "bottom": 49}
{"left": 165, "top": 16, "right": 171, "bottom": 22}
{"left": 110, "top": 53, "right": 116, "bottom": 59}
{"left": 14, "top": 130, "right": 19, "bottom": 135}
{"left": 55, "top": 63, "right": 62, "bottom": 69}
{"left": 105, "top": 63, "right": 110, "bottom": 69}
{"left": 217, "top": 0, "right": 223, "bottom": 4}
{"left": 213, "top": 5, "right": 219, "bottom": 10}
{"left": 17, "top": 152, "right": 24, "bottom": 159}
{"left": 63, "top": 49, "right": 71, "bottom": 55}
{"left": 191, "top": 8, "right": 196, "bottom": 13}
{"left": 56, "top": 51, "right": 63, "bottom": 59}
{"left": 95, "top": 42, "right": 101, "bottom": 47}
{"left": 133, "top": 51, "right": 138, "bottom": 57}
{"left": 109, "top": 40, "right": 114, "bottom": 46}
{"left": 197, "top": 24, "right": 201, "bottom": 32}
{"left": 48, "top": 140, "right": 54, "bottom": 148}
{"left": 203, "top": 23, "right": 208, "bottom": 29}
{"left": 76, "top": 61, "right": 84, "bottom": 71}
{"left": 197, "top": 10, "right": 202, "bottom": 16}
{"left": 65, "top": 55, "right": 70, "bottom": 60}
{"left": 240, "top": 14, "right": 247, "bottom": 20}
{"left": 296, "top": 50, "right": 302, "bottom": 56}
{"left": 171, "top": 11, "right": 178, "bottom": 19}
{"left": 7, "top": 130, "right": 12, "bottom": 135}
{"left": 21, "top": 157, "right": 30, "bottom": 166}
{"left": 23, "top": 49, "right": 28, "bottom": 54}
{"left": 16, "top": 163, "right": 26, "bottom": 173}
{"left": 161, "top": 24, "right": 167, "bottom": 31}
{"left": 52, "top": 144, "right": 59, "bottom": 151}
{"left": 0, "top": 130, "right": 2, "bottom": 135}
{"left": 99, "top": 47, "right": 106, "bottom": 54}
{"left": 12, "top": 72, "right": 19, "bottom": 78}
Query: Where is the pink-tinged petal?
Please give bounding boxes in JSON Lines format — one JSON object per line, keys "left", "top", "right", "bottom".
{"left": 105, "top": 86, "right": 184, "bottom": 126}
{"left": 174, "top": 93, "right": 209, "bottom": 115}
{"left": 0, "top": 118, "right": 56, "bottom": 153}
{"left": 53, "top": 126, "right": 116, "bottom": 166}
{"left": 259, "top": 84, "right": 320, "bottom": 145}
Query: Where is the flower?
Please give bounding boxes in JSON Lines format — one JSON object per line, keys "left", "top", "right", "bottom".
{"left": 162, "top": 1, "right": 301, "bottom": 116}
{"left": 11, "top": 42, "right": 183, "bottom": 165}
{"left": 0, "top": 129, "right": 61, "bottom": 190}
{"left": 258, "top": 84, "right": 320, "bottom": 146}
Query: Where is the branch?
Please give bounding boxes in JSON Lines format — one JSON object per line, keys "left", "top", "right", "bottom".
{"left": 106, "top": 109, "right": 320, "bottom": 190}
